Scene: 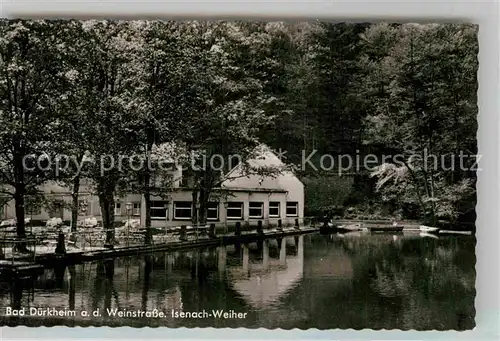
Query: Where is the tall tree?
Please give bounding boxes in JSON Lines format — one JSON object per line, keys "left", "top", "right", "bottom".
{"left": 175, "top": 21, "right": 286, "bottom": 226}
{"left": 71, "top": 20, "right": 145, "bottom": 247}
{"left": 130, "top": 21, "right": 201, "bottom": 243}
{"left": 0, "top": 20, "right": 74, "bottom": 249}
{"left": 361, "top": 23, "right": 478, "bottom": 223}
{"left": 53, "top": 21, "right": 98, "bottom": 232}
{"left": 306, "top": 22, "right": 370, "bottom": 156}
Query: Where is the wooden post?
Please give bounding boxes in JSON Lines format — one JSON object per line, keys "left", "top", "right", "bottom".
{"left": 257, "top": 220, "right": 263, "bottom": 235}
{"left": 320, "top": 215, "right": 329, "bottom": 233}
{"left": 55, "top": 231, "right": 66, "bottom": 254}
{"left": 180, "top": 225, "right": 187, "bottom": 241}
{"left": 209, "top": 223, "right": 216, "bottom": 238}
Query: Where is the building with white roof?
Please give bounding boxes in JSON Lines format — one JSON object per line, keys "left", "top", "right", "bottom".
{"left": 1, "top": 144, "right": 305, "bottom": 229}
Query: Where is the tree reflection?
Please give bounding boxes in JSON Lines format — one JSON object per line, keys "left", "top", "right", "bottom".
{"left": 10, "top": 279, "right": 23, "bottom": 310}
{"left": 68, "top": 265, "right": 76, "bottom": 310}
{"left": 141, "top": 255, "right": 152, "bottom": 310}
{"left": 274, "top": 233, "right": 475, "bottom": 330}
{"left": 53, "top": 264, "right": 67, "bottom": 289}
{"left": 91, "top": 262, "right": 105, "bottom": 310}
{"left": 5, "top": 234, "right": 474, "bottom": 330}
{"left": 356, "top": 236, "right": 475, "bottom": 329}
{"left": 104, "top": 260, "right": 114, "bottom": 310}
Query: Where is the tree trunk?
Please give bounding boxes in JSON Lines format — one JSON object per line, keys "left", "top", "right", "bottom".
{"left": 70, "top": 175, "right": 80, "bottom": 232}
{"left": 13, "top": 185, "right": 28, "bottom": 253}
{"left": 99, "top": 191, "right": 116, "bottom": 247}
{"left": 199, "top": 187, "right": 207, "bottom": 226}
{"left": 191, "top": 189, "right": 198, "bottom": 227}
{"left": 428, "top": 152, "right": 437, "bottom": 225}
{"left": 14, "top": 189, "right": 26, "bottom": 238}
{"left": 12, "top": 133, "right": 28, "bottom": 252}
{"left": 144, "top": 127, "right": 155, "bottom": 245}
{"left": 402, "top": 159, "right": 427, "bottom": 217}
{"left": 143, "top": 180, "right": 152, "bottom": 245}
{"left": 198, "top": 173, "right": 214, "bottom": 226}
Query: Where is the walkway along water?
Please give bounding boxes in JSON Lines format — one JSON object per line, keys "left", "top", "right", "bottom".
{"left": 0, "top": 224, "right": 317, "bottom": 278}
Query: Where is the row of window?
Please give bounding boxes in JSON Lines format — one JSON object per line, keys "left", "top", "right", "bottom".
{"left": 114, "top": 201, "right": 299, "bottom": 221}
{"left": 22, "top": 200, "right": 299, "bottom": 221}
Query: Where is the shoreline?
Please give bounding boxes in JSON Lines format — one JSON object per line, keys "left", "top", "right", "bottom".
{"left": 1, "top": 227, "right": 317, "bottom": 271}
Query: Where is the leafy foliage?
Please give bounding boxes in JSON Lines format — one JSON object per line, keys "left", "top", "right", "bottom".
{"left": 360, "top": 24, "right": 478, "bottom": 223}
{"left": 0, "top": 20, "right": 478, "bottom": 245}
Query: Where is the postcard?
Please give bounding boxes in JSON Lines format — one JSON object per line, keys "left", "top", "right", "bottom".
{"left": 0, "top": 19, "right": 477, "bottom": 330}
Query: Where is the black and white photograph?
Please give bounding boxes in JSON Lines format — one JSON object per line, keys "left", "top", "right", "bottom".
{"left": 0, "top": 19, "right": 477, "bottom": 330}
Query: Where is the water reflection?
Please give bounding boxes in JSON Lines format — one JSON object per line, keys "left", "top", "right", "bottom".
{"left": 0, "top": 233, "right": 475, "bottom": 330}
{"left": 229, "top": 237, "right": 304, "bottom": 309}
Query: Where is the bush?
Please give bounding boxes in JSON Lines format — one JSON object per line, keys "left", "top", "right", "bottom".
{"left": 303, "top": 175, "right": 353, "bottom": 215}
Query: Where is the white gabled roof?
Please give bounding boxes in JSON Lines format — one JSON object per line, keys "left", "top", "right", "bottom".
{"left": 221, "top": 144, "right": 303, "bottom": 192}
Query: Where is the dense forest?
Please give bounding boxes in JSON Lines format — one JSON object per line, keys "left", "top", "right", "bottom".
{"left": 0, "top": 20, "right": 478, "bottom": 246}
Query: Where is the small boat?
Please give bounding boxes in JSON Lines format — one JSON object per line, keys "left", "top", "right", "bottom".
{"left": 368, "top": 221, "right": 403, "bottom": 233}
{"left": 368, "top": 226, "right": 404, "bottom": 233}
{"left": 419, "top": 225, "right": 440, "bottom": 233}
{"left": 439, "top": 229, "right": 473, "bottom": 236}
{"left": 337, "top": 223, "right": 363, "bottom": 232}
{"left": 320, "top": 220, "right": 363, "bottom": 234}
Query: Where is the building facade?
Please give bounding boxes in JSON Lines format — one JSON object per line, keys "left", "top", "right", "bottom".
{"left": 1, "top": 146, "right": 305, "bottom": 228}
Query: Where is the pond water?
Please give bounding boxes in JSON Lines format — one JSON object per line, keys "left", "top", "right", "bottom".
{"left": 0, "top": 232, "right": 475, "bottom": 330}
